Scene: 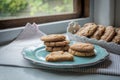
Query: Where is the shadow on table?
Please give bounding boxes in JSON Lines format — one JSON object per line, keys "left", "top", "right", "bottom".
{"left": 23, "top": 58, "right": 112, "bottom": 78}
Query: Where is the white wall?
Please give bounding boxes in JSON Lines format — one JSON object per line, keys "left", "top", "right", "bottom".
{"left": 115, "top": 0, "right": 120, "bottom": 27}
{"left": 94, "top": 0, "right": 115, "bottom": 26}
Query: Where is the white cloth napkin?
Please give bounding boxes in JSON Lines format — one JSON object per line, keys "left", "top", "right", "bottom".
{"left": 0, "top": 23, "right": 45, "bottom": 67}
{"left": 0, "top": 23, "right": 120, "bottom": 76}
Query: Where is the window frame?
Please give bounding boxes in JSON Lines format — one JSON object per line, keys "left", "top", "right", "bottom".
{"left": 0, "top": 0, "right": 90, "bottom": 29}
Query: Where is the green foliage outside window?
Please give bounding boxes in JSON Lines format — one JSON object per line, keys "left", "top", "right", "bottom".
{"left": 0, "top": 0, "right": 73, "bottom": 17}
{"left": 0, "top": 0, "right": 28, "bottom": 16}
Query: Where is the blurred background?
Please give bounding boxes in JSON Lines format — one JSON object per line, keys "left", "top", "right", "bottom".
{"left": 0, "top": 0, "right": 73, "bottom": 20}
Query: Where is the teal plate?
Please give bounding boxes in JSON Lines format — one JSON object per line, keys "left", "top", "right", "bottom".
{"left": 22, "top": 42, "right": 109, "bottom": 68}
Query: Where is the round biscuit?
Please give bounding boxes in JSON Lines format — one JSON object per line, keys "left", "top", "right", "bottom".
{"left": 70, "top": 43, "right": 94, "bottom": 52}
{"left": 41, "top": 34, "right": 65, "bottom": 42}
{"left": 69, "top": 48, "right": 95, "bottom": 57}
{"left": 46, "top": 45, "right": 69, "bottom": 52}
{"left": 44, "top": 40, "right": 70, "bottom": 47}
{"left": 46, "top": 47, "right": 53, "bottom": 52}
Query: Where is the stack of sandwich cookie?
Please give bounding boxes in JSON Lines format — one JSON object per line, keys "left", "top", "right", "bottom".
{"left": 41, "top": 34, "right": 70, "bottom": 52}
{"left": 69, "top": 43, "right": 95, "bottom": 56}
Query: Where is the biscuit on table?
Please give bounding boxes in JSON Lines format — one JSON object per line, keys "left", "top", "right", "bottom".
{"left": 91, "top": 25, "right": 105, "bottom": 40}
{"left": 46, "top": 51, "right": 73, "bottom": 62}
{"left": 46, "top": 45, "right": 69, "bottom": 52}
{"left": 44, "top": 40, "right": 70, "bottom": 47}
{"left": 70, "top": 43, "right": 94, "bottom": 52}
{"left": 100, "top": 26, "right": 115, "bottom": 42}
{"left": 41, "top": 34, "right": 65, "bottom": 42}
{"left": 69, "top": 48, "right": 95, "bottom": 57}
{"left": 76, "top": 23, "right": 97, "bottom": 37}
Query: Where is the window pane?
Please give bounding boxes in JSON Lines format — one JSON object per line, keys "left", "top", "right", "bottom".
{"left": 0, "top": 0, "right": 73, "bottom": 20}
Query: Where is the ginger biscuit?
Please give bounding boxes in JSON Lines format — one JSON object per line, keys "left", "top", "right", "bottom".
{"left": 112, "top": 36, "right": 120, "bottom": 44}
{"left": 69, "top": 48, "right": 95, "bottom": 57}
{"left": 44, "top": 40, "right": 70, "bottom": 47}
{"left": 70, "top": 43, "right": 94, "bottom": 52}
{"left": 46, "top": 45, "right": 69, "bottom": 52}
{"left": 69, "top": 43, "right": 95, "bottom": 57}
{"left": 41, "top": 34, "right": 65, "bottom": 42}
{"left": 46, "top": 51, "right": 73, "bottom": 62}
{"left": 76, "top": 27, "right": 86, "bottom": 35}
{"left": 76, "top": 23, "right": 97, "bottom": 37}
{"left": 115, "top": 28, "right": 120, "bottom": 35}
{"left": 91, "top": 25, "right": 105, "bottom": 40}
{"left": 100, "top": 26, "right": 115, "bottom": 42}
{"left": 112, "top": 28, "right": 120, "bottom": 44}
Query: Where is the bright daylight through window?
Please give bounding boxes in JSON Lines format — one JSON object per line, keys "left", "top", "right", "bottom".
{"left": 0, "top": 0, "right": 73, "bottom": 20}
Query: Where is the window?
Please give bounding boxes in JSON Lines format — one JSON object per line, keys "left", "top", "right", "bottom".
{"left": 0, "top": 0, "right": 89, "bottom": 29}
